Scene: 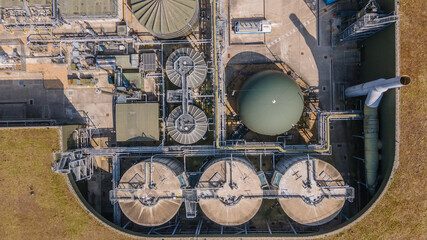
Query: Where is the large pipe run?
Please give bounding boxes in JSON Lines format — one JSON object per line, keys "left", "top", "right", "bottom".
{"left": 345, "top": 76, "right": 411, "bottom": 108}
{"left": 346, "top": 76, "right": 411, "bottom": 194}
{"left": 363, "top": 105, "right": 379, "bottom": 193}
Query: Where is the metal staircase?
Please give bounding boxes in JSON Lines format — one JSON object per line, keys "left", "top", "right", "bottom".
{"left": 52, "top": 150, "right": 92, "bottom": 181}
{"left": 339, "top": 13, "right": 399, "bottom": 42}
{"left": 339, "top": 0, "right": 399, "bottom": 42}
{"left": 183, "top": 189, "right": 198, "bottom": 218}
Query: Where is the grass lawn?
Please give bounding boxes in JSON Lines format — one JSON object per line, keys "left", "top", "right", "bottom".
{"left": 0, "top": 128, "right": 129, "bottom": 240}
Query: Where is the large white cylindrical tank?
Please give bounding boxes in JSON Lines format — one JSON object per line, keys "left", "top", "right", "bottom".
{"left": 197, "top": 157, "right": 263, "bottom": 226}
{"left": 117, "top": 158, "right": 184, "bottom": 226}
{"left": 274, "top": 156, "right": 346, "bottom": 226}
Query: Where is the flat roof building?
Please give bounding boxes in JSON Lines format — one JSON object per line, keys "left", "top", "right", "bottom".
{"left": 58, "top": 0, "right": 117, "bottom": 19}
{"left": 115, "top": 103, "right": 159, "bottom": 142}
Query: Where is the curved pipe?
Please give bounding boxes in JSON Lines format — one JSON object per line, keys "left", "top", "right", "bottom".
{"left": 346, "top": 76, "right": 411, "bottom": 194}
{"left": 345, "top": 76, "right": 411, "bottom": 108}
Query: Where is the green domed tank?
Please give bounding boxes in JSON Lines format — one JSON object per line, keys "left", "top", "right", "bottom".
{"left": 238, "top": 70, "right": 304, "bottom": 136}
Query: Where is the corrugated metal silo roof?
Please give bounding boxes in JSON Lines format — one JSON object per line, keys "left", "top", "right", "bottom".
{"left": 131, "top": 0, "right": 199, "bottom": 39}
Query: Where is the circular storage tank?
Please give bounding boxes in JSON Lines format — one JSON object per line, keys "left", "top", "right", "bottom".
{"left": 166, "top": 48, "right": 207, "bottom": 88}
{"left": 275, "top": 156, "right": 346, "bottom": 226}
{"left": 197, "top": 157, "right": 263, "bottom": 226}
{"left": 117, "top": 158, "right": 184, "bottom": 226}
{"left": 238, "top": 70, "right": 304, "bottom": 136}
{"left": 130, "top": 0, "right": 199, "bottom": 39}
{"left": 166, "top": 105, "right": 208, "bottom": 144}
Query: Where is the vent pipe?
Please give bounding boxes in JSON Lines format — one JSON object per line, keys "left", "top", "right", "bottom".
{"left": 345, "top": 76, "right": 410, "bottom": 194}
{"left": 345, "top": 76, "right": 411, "bottom": 108}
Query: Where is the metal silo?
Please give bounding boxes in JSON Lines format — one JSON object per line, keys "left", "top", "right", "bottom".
{"left": 166, "top": 105, "right": 208, "bottom": 144}
{"left": 197, "top": 157, "right": 263, "bottom": 226}
{"left": 238, "top": 70, "right": 304, "bottom": 136}
{"left": 130, "top": 0, "right": 199, "bottom": 39}
{"left": 272, "top": 156, "right": 348, "bottom": 226}
{"left": 166, "top": 48, "right": 208, "bottom": 88}
{"left": 165, "top": 47, "right": 208, "bottom": 144}
{"left": 116, "top": 158, "right": 184, "bottom": 226}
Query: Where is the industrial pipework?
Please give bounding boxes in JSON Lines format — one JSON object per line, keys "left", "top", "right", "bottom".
{"left": 346, "top": 76, "right": 411, "bottom": 108}
{"left": 345, "top": 76, "right": 410, "bottom": 193}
